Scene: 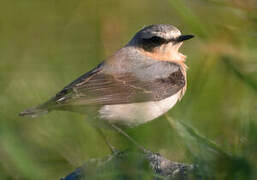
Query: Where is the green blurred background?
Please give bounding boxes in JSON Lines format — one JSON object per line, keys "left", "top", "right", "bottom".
{"left": 0, "top": 0, "right": 256, "bottom": 179}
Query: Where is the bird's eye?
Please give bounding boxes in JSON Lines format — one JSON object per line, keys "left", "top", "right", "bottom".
{"left": 142, "top": 36, "right": 165, "bottom": 45}
{"left": 148, "top": 36, "right": 165, "bottom": 44}
{"left": 141, "top": 36, "right": 166, "bottom": 52}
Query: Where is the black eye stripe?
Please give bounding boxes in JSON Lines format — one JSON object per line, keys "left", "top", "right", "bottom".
{"left": 142, "top": 36, "right": 166, "bottom": 45}
{"left": 149, "top": 36, "right": 165, "bottom": 44}
{"left": 140, "top": 36, "right": 168, "bottom": 52}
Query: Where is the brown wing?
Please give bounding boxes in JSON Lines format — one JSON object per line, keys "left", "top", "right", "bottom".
{"left": 40, "top": 62, "right": 185, "bottom": 110}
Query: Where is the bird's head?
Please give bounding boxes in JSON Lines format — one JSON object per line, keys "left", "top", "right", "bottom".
{"left": 128, "top": 24, "right": 194, "bottom": 62}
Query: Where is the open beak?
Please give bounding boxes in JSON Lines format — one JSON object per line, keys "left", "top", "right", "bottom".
{"left": 176, "top": 34, "right": 194, "bottom": 43}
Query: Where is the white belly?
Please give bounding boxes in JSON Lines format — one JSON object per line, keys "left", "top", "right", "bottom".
{"left": 99, "top": 91, "right": 181, "bottom": 127}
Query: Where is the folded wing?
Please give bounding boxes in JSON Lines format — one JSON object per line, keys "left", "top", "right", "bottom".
{"left": 38, "top": 61, "right": 186, "bottom": 111}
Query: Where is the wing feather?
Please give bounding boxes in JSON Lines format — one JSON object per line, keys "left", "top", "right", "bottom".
{"left": 39, "top": 62, "right": 186, "bottom": 110}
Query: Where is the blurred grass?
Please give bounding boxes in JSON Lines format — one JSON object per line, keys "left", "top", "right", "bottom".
{"left": 222, "top": 56, "right": 257, "bottom": 92}
{"left": 0, "top": 0, "right": 256, "bottom": 179}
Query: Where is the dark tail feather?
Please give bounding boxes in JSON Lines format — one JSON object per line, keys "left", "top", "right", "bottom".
{"left": 19, "top": 107, "right": 48, "bottom": 118}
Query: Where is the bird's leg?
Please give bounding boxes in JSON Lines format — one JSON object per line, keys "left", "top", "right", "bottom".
{"left": 111, "top": 124, "right": 149, "bottom": 154}
{"left": 95, "top": 126, "right": 118, "bottom": 154}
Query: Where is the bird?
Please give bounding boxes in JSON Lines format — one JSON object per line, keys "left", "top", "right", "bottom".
{"left": 19, "top": 24, "right": 194, "bottom": 152}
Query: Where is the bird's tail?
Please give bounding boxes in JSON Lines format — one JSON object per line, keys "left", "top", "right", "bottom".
{"left": 19, "top": 106, "right": 49, "bottom": 118}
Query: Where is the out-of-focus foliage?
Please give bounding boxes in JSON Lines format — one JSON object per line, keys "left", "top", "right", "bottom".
{"left": 0, "top": 0, "right": 256, "bottom": 179}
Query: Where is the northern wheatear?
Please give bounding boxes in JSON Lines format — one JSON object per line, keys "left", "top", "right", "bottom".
{"left": 20, "top": 24, "right": 194, "bottom": 152}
